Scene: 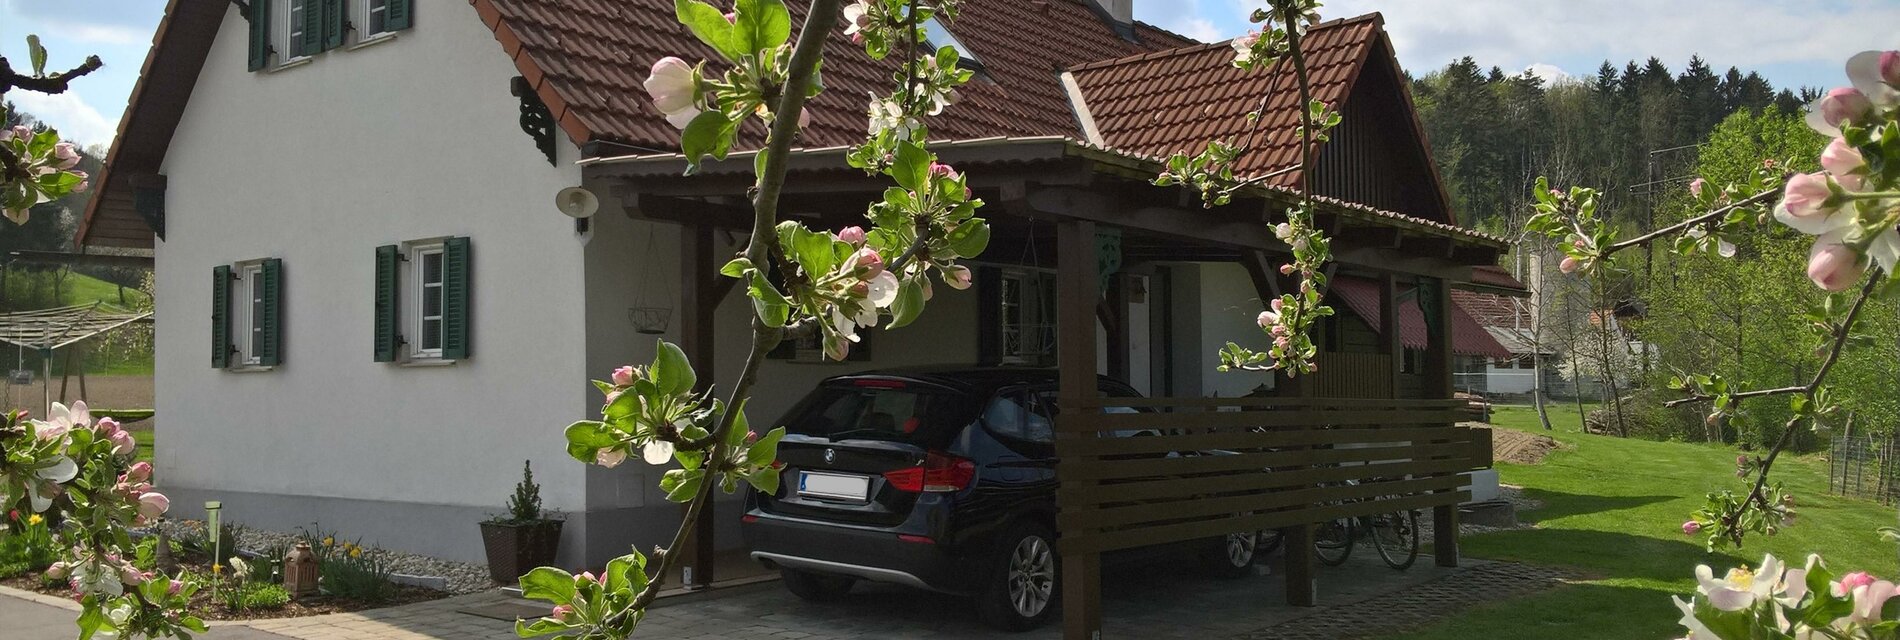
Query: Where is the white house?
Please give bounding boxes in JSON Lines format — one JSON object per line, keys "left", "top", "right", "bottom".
{"left": 80, "top": 0, "right": 1518, "bottom": 573}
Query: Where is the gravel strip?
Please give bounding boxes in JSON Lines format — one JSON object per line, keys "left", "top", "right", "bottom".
{"left": 150, "top": 520, "right": 493, "bottom": 594}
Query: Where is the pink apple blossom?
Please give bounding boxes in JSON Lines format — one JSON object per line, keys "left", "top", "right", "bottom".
{"left": 1807, "top": 241, "right": 1864, "bottom": 292}
{"left": 941, "top": 264, "right": 973, "bottom": 290}
{"left": 1774, "top": 172, "right": 1846, "bottom": 235}
{"left": 723, "top": 11, "right": 735, "bottom": 23}
{"left": 1682, "top": 520, "right": 1701, "bottom": 535}
{"left": 1559, "top": 256, "right": 1580, "bottom": 274}
{"left": 1817, "top": 87, "right": 1874, "bottom": 129}
{"left": 108, "top": 429, "right": 136, "bottom": 456}
{"left": 167, "top": 579, "right": 184, "bottom": 596}
{"left": 851, "top": 247, "right": 885, "bottom": 278}
{"left": 1848, "top": 579, "right": 1898, "bottom": 624}
{"left": 44, "top": 562, "right": 69, "bottom": 580}
{"left": 552, "top": 604, "right": 575, "bottom": 622}
{"left": 836, "top": 226, "right": 866, "bottom": 245}
{"left": 611, "top": 365, "right": 636, "bottom": 386}
{"left": 125, "top": 461, "right": 153, "bottom": 484}
{"left": 642, "top": 57, "right": 702, "bottom": 130}
{"left": 596, "top": 447, "right": 628, "bottom": 468}
{"left": 1821, "top": 137, "right": 1866, "bottom": 178}
{"left": 1688, "top": 178, "right": 1706, "bottom": 199}
{"left": 9, "top": 125, "right": 28, "bottom": 141}
{"left": 52, "top": 143, "right": 80, "bottom": 169}
{"left": 1279, "top": 263, "right": 1295, "bottom": 275}
{"left": 136, "top": 492, "right": 170, "bottom": 521}
{"left": 929, "top": 162, "right": 958, "bottom": 180}
{"left": 1839, "top": 571, "right": 1877, "bottom": 595}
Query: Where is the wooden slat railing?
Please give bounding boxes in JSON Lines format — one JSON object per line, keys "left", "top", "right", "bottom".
{"left": 1053, "top": 397, "right": 1491, "bottom": 556}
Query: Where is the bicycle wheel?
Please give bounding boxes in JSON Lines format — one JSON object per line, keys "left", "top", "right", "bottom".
{"left": 1370, "top": 509, "right": 1420, "bottom": 570}
{"left": 1313, "top": 517, "right": 1354, "bottom": 566}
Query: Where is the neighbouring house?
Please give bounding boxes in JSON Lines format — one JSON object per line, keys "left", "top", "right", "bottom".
{"left": 79, "top": 0, "right": 1520, "bottom": 577}
{"left": 1452, "top": 265, "right": 1557, "bottom": 400}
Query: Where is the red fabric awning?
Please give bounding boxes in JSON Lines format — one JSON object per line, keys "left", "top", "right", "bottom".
{"left": 1330, "top": 277, "right": 1512, "bottom": 360}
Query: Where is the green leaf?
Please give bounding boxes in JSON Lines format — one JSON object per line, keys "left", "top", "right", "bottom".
{"left": 603, "top": 389, "right": 643, "bottom": 420}
{"left": 745, "top": 270, "right": 791, "bottom": 327}
{"left": 733, "top": 0, "right": 791, "bottom": 54}
{"left": 746, "top": 426, "right": 786, "bottom": 467}
{"left": 888, "top": 278, "right": 926, "bottom": 329}
{"left": 746, "top": 466, "right": 781, "bottom": 495}
{"left": 603, "top": 551, "right": 648, "bottom": 593}
{"left": 725, "top": 399, "right": 752, "bottom": 447}
{"left": 944, "top": 218, "right": 990, "bottom": 258}
{"left": 890, "top": 141, "right": 931, "bottom": 192}
{"left": 680, "top": 110, "right": 736, "bottom": 174}
{"left": 661, "top": 469, "right": 704, "bottom": 502}
{"left": 518, "top": 567, "right": 578, "bottom": 603}
{"left": 27, "top": 35, "right": 46, "bottom": 77}
{"left": 515, "top": 616, "right": 574, "bottom": 638}
{"left": 76, "top": 601, "right": 107, "bottom": 640}
{"left": 674, "top": 0, "right": 744, "bottom": 62}
{"left": 794, "top": 226, "right": 838, "bottom": 276}
{"left": 564, "top": 421, "right": 620, "bottom": 463}
{"left": 721, "top": 257, "right": 754, "bottom": 279}
{"left": 650, "top": 340, "right": 697, "bottom": 396}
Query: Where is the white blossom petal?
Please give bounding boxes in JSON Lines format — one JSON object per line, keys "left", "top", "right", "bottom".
{"left": 643, "top": 439, "right": 675, "bottom": 465}
{"left": 37, "top": 456, "right": 77, "bottom": 484}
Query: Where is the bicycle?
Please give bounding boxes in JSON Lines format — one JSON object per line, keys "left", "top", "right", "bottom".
{"left": 1313, "top": 505, "right": 1420, "bottom": 570}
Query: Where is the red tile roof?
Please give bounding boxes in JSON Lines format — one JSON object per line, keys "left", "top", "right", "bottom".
{"left": 1065, "top": 14, "right": 1382, "bottom": 189}
{"left": 1332, "top": 276, "right": 1512, "bottom": 359}
{"left": 475, "top": 0, "right": 1196, "bottom": 151}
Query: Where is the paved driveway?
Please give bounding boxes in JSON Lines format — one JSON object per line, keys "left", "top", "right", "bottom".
{"left": 6, "top": 552, "right": 1571, "bottom": 640}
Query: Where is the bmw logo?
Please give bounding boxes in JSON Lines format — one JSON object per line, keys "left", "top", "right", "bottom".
{"left": 824, "top": 448, "right": 837, "bottom": 464}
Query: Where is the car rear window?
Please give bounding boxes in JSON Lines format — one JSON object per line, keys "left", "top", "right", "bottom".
{"left": 783, "top": 383, "right": 970, "bottom": 446}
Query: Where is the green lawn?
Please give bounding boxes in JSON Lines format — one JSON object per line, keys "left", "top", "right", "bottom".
{"left": 1390, "top": 404, "right": 1898, "bottom": 639}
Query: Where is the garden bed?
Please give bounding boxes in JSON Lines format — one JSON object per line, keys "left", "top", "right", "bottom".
{"left": 0, "top": 569, "right": 446, "bottom": 621}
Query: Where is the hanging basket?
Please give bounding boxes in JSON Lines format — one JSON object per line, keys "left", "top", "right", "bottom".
{"left": 629, "top": 307, "right": 671, "bottom": 335}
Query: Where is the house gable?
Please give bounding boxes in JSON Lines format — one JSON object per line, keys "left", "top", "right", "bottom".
{"left": 1310, "top": 37, "right": 1455, "bottom": 224}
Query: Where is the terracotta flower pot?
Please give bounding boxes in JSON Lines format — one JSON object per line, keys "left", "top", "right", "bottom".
{"left": 479, "top": 519, "right": 563, "bottom": 585}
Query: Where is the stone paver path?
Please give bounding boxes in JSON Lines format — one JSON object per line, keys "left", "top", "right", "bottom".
{"left": 7, "top": 551, "right": 1578, "bottom": 639}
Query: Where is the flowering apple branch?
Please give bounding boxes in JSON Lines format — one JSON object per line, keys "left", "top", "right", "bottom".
{"left": 1527, "top": 51, "right": 1900, "bottom": 555}
{"left": 1155, "top": 0, "right": 1334, "bottom": 377}
{"left": 526, "top": 0, "right": 986, "bottom": 636}
{"left": 0, "top": 35, "right": 96, "bottom": 224}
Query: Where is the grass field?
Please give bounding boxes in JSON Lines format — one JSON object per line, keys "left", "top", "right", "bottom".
{"left": 1390, "top": 404, "right": 1898, "bottom": 639}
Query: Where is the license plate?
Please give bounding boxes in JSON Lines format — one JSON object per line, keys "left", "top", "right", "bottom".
{"left": 798, "top": 471, "right": 871, "bottom": 501}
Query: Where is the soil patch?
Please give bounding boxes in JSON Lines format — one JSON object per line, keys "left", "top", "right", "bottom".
{"left": 1490, "top": 427, "right": 1562, "bottom": 465}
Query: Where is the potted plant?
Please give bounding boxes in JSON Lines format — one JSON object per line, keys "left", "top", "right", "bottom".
{"left": 480, "top": 461, "right": 564, "bottom": 584}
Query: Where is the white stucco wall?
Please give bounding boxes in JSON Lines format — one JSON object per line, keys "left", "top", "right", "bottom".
{"left": 1196, "top": 262, "right": 1272, "bottom": 398}
{"left": 153, "top": 0, "right": 590, "bottom": 543}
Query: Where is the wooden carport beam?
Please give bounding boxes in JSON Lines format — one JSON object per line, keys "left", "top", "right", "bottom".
{"left": 1421, "top": 278, "right": 1462, "bottom": 568}
{"left": 677, "top": 223, "right": 723, "bottom": 589}
{"left": 1055, "top": 219, "right": 1104, "bottom": 640}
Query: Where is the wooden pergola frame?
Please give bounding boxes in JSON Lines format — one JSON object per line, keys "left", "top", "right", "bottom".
{"left": 583, "top": 137, "right": 1503, "bottom": 626}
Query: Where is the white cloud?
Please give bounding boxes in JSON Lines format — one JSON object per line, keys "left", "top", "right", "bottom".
{"left": 1173, "top": 17, "right": 1222, "bottom": 42}
{"left": 1524, "top": 63, "right": 1571, "bottom": 86}
{"left": 8, "top": 90, "right": 118, "bottom": 148}
{"left": 48, "top": 21, "right": 150, "bottom": 46}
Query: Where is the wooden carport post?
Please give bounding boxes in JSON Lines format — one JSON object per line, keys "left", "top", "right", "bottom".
{"left": 1420, "top": 277, "right": 1461, "bottom": 568}
{"left": 1055, "top": 219, "right": 1103, "bottom": 640}
{"left": 678, "top": 223, "right": 720, "bottom": 588}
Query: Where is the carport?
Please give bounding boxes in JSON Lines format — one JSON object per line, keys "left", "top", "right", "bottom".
{"left": 586, "top": 134, "right": 1500, "bottom": 638}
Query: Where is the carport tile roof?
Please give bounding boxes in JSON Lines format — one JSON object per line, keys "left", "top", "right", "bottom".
{"left": 1333, "top": 276, "right": 1514, "bottom": 360}
{"left": 1066, "top": 14, "right": 1383, "bottom": 188}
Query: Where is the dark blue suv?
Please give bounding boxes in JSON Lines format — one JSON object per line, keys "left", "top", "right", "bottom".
{"left": 741, "top": 367, "right": 1261, "bottom": 631}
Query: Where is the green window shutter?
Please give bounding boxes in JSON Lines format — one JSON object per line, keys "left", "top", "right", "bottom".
{"left": 300, "top": 1, "right": 324, "bottom": 57}
{"left": 442, "top": 237, "right": 471, "bottom": 360}
{"left": 384, "top": 0, "right": 413, "bottom": 31}
{"left": 374, "top": 244, "right": 400, "bottom": 362}
{"left": 322, "top": 0, "right": 345, "bottom": 51}
{"left": 212, "top": 265, "right": 232, "bottom": 368}
{"left": 259, "top": 259, "right": 285, "bottom": 367}
{"left": 247, "top": 0, "right": 272, "bottom": 71}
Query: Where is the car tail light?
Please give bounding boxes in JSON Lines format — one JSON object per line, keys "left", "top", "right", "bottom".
{"left": 883, "top": 451, "right": 976, "bottom": 493}
{"left": 897, "top": 534, "right": 935, "bottom": 544}
{"left": 741, "top": 515, "right": 759, "bottom": 524}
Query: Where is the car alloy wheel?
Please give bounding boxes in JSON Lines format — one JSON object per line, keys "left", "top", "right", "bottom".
{"left": 1007, "top": 535, "right": 1056, "bottom": 618}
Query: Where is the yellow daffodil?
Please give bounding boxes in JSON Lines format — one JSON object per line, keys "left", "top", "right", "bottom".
{"left": 211, "top": 564, "right": 223, "bottom": 576}
{"left": 349, "top": 547, "right": 363, "bottom": 558}
{"left": 27, "top": 513, "right": 43, "bottom": 525}
{"left": 322, "top": 536, "right": 334, "bottom": 547}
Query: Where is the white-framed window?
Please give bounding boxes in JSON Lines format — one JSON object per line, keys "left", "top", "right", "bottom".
{"left": 238, "top": 262, "right": 266, "bottom": 365}
{"left": 998, "top": 269, "right": 1056, "bottom": 365}
{"left": 407, "top": 241, "right": 446, "bottom": 359}
{"left": 358, "top": 0, "right": 394, "bottom": 41}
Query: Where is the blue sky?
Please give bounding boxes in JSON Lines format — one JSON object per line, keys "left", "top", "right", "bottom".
{"left": 3, "top": 0, "right": 1899, "bottom": 149}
